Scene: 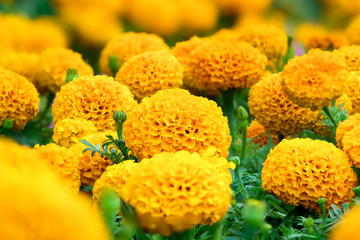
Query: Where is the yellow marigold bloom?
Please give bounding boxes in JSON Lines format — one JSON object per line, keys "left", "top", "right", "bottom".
{"left": 52, "top": 75, "right": 136, "bottom": 131}
{"left": 99, "top": 32, "right": 169, "bottom": 76}
{"left": 281, "top": 49, "right": 347, "bottom": 111}
{"left": 71, "top": 131, "right": 117, "bottom": 186}
{"left": 334, "top": 45, "right": 360, "bottom": 72}
{"left": 237, "top": 23, "right": 288, "bottom": 61}
{"left": 123, "top": 89, "right": 231, "bottom": 159}
{"left": 0, "top": 68, "right": 39, "bottom": 129}
{"left": 246, "top": 120, "right": 279, "bottom": 147}
{"left": 93, "top": 160, "right": 138, "bottom": 207}
{"left": 215, "top": 0, "right": 273, "bottom": 15}
{"left": 305, "top": 31, "right": 348, "bottom": 51}
{"left": 115, "top": 50, "right": 183, "bottom": 99}
{"left": 346, "top": 15, "right": 360, "bottom": 45}
{"left": 0, "top": 139, "right": 110, "bottom": 240}
{"left": 210, "top": 28, "right": 239, "bottom": 42}
{"left": 187, "top": 40, "right": 267, "bottom": 91}
{"left": 248, "top": 73, "right": 319, "bottom": 136}
{"left": 345, "top": 71, "right": 360, "bottom": 113}
{"left": 36, "top": 48, "right": 94, "bottom": 93}
{"left": 336, "top": 114, "right": 360, "bottom": 149}
{"left": 53, "top": 118, "right": 98, "bottom": 148}
{"left": 0, "top": 52, "right": 39, "bottom": 85}
{"left": 330, "top": 204, "right": 360, "bottom": 240}
{"left": 262, "top": 138, "right": 358, "bottom": 211}
{"left": 121, "top": 150, "right": 232, "bottom": 236}
{"left": 126, "top": 0, "right": 182, "bottom": 36}
{"left": 34, "top": 143, "right": 80, "bottom": 194}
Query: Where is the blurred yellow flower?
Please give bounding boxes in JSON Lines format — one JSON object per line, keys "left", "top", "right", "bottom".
{"left": 330, "top": 204, "right": 360, "bottom": 240}
{"left": 346, "top": 15, "right": 360, "bottom": 45}
{"left": 334, "top": 45, "right": 360, "bottom": 72}
{"left": 345, "top": 71, "right": 360, "bottom": 113}
{"left": 215, "top": 0, "right": 273, "bottom": 15}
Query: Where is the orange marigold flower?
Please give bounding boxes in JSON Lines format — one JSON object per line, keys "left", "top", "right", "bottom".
{"left": 123, "top": 89, "right": 231, "bottom": 159}
{"left": 0, "top": 68, "right": 39, "bottom": 129}
{"left": 35, "top": 48, "right": 94, "bottom": 93}
{"left": 115, "top": 50, "right": 183, "bottom": 99}
{"left": 187, "top": 40, "right": 267, "bottom": 91}
{"left": 121, "top": 150, "right": 232, "bottom": 236}
{"left": 53, "top": 118, "right": 98, "bottom": 148}
{"left": 34, "top": 143, "right": 80, "bottom": 194}
{"left": 336, "top": 113, "right": 360, "bottom": 149}
{"left": 330, "top": 204, "right": 360, "bottom": 240}
{"left": 248, "top": 73, "right": 319, "bottom": 136}
{"left": 345, "top": 71, "right": 360, "bottom": 113}
{"left": 99, "top": 32, "right": 169, "bottom": 76}
{"left": 92, "top": 160, "right": 138, "bottom": 207}
{"left": 334, "top": 45, "right": 360, "bottom": 71}
{"left": 70, "top": 131, "right": 117, "bottom": 186}
{"left": 0, "top": 138, "right": 110, "bottom": 240}
{"left": 237, "top": 23, "right": 288, "bottom": 61}
{"left": 52, "top": 75, "right": 137, "bottom": 131}
{"left": 246, "top": 120, "right": 278, "bottom": 147}
{"left": 262, "top": 138, "right": 358, "bottom": 211}
{"left": 281, "top": 49, "right": 347, "bottom": 110}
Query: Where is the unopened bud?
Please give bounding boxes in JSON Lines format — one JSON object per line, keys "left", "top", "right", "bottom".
{"left": 317, "top": 198, "right": 326, "bottom": 206}
{"left": 113, "top": 110, "right": 127, "bottom": 123}
{"left": 2, "top": 118, "right": 13, "bottom": 129}
{"left": 303, "top": 217, "right": 314, "bottom": 228}
{"left": 229, "top": 156, "right": 240, "bottom": 167}
{"left": 236, "top": 106, "right": 249, "bottom": 122}
{"left": 244, "top": 199, "right": 267, "bottom": 228}
{"left": 65, "top": 68, "right": 79, "bottom": 83}
{"left": 109, "top": 55, "right": 120, "bottom": 76}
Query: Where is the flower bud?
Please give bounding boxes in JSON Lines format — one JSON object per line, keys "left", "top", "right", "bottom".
{"left": 2, "top": 118, "right": 13, "bottom": 129}
{"left": 244, "top": 199, "right": 266, "bottom": 228}
{"left": 317, "top": 198, "right": 326, "bottom": 206}
{"left": 229, "top": 156, "right": 240, "bottom": 167}
{"left": 303, "top": 217, "right": 314, "bottom": 228}
{"left": 113, "top": 110, "right": 127, "bottom": 123}
{"left": 109, "top": 55, "right": 120, "bottom": 76}
{"left": 236, "top": 106, "right": 249, "bottom": 122}
{"left": 65, "top": 68, "right": 79, "bottom": 83}
{"left": 261, "top": 223, "right": 272, "bottom": 235}
{"left": 354, "top": 186, "right": 360, "bottom": 197}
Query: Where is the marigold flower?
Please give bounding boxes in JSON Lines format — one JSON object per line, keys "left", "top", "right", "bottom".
{"left": 336, "top": 114, "right": 360, "bottom": 149}
{"left": 330, "top": 204, "right": 360, "bottom": 240}
{"left": 70, "top": 131, "right": 117, "bottom": 186}
{"left": 53, "top": 118, "right": 98, "bottom": 148}
{"left": 99, "top": 32, "right": 169, "bottom": 76}
{"left": 123, "top": 89, "right": 231, "bottom": 159}
{"left": 121, "top": 150, "right": 232, "bottom": 236}
{"left": 210, "top": 28, "right": 239, "bottom": 42}
{"left": 345, "top": 15, "right": 360, "bottom": 45}
{"left": 237, "top": 23, "right": 288, "bottom": 61}
{"left": 345, "top": 71, "right": 360, "bottom": 113}
{"left": 0, "top": 139, "right": 110, "bottom": 240}
{"left": 115, "top": 50, "right": 183, "bottom": 99}
{"left": 334, "top": 45, "right": 360, "bottom": 72}
{"left": 281, "top": 49, "right": 347, "bottom": 110}
{"left": 262, "top": 138, "right": 358, "bottom": 211}
{"left": 36, "top": 48, "right": 94, "bottom": 93}
{"left": 93, "top": 160, "right": 138, "bottom": 207}
{"left": 34, "top": 143, "right": 80, "bottom": 194}
{"left": 248, "top": 73, "right": 319, "bottom": 136}
{"left": 0, "top": 68, "right": 39, "bottom": 129}
{"left": 215, "top": 0, "right": 273, "bottom": 15}
{"left": 246, "top": 120, "right": 278, "bottom": 147}
{"left": 187, "top": 40, "right": 267, "bottom": 91}
{"left": 52, "top": 75, "right": 136, "bottom": 131}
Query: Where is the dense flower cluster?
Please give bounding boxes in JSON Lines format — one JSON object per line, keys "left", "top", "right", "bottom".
{"left": 99, "top": 32, "right": 169, "bottom": 76}
{"left": 92, "top": 160, "right": 138, "bottom": 207}
{"left": 187, "top": 40, "right": 267, "bottom": 91}
{"left": 115, "top": 50, "right": 183, "bottom": 99}
{"left": 330, "top": 204, "right": 360, "bottom": 240}
{"left": 248, "top": 73, "right": 319, "bottom": 136}
{"left": 345, "top": 71, "right": 360, "bottom": 113}
{"left": 52, "top": 118, "right": 98, "bottom": 148}
{"left": 281, "top": 49, "right": 347, "bottom": 110}
{"left": 70, "top": 131, "right": 117, "bottom": 186}
{"left": 0, "top": 68, "right": 40, "bottom": 129}
{"left": 334, "top": 45, "right": 360, "bottom": 71}
{"left": 262, "top": 138, "right": 358, "bottom": 211}
{"left": 123, "top": 89, "right": 231, "bottom": 159}
{"left": 0, "top": 139, "right": 110, "bottom": 240}
{"left": 36, "top": 48, "right": 94, "bottom": 93}
{"left": 52, "top": 75, "right": 136, "bottom": 131}
{"left": 121, "top": 150, "right": 232, "bottom": 236}
{"left": 246, "top": 120, "right": 278, "bottom": 147}
{"left": 34, "top": 143, "right": 80, "bottom": 194}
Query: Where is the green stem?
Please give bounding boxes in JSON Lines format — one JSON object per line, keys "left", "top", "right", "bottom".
{"left": 240, "top": 126, "right": 247, "bottom": 161}
{"left": 37, "top": 92, "right": 55, "bottom": 124}
{"left": 221, "top": 89, "right": 238, "bottom": 146}
{"left": 212, "top": 218, "right": 226, "bottom": 240}
{"left": 116, "top": 122, "right": 123, "bottom": 141}
{"left": 323, "top": 105, "right": 337, "bottom": 128}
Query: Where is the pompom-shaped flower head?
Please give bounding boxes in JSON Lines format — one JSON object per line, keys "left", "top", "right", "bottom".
{"left": 237, "top": 23, "right": 288, "bottom": 61}
{"left": 99, "top": 32, "right": 169, "bottom": 76}
{"left": 336, "top": 113, "right": 360, "bottom": 168}
{"left": 52, "top": 118, "right": 98, "bottom": 148}
{"left": 34, "top": 143, "right": 80, "bottom": 194}
{"left": 93, "top": 160, "right": 138, "bottom": 207}
{"left": 187, "top": 40, "right": 267, "bottom": 91}
{"left": 115, "top": 50, "right": 183, "bottom": 99}
{"left": 121, "top": 150, "right": 232, "bottom": 236}
{"left": 248, "top": 73, "right": 319, "bottom": 136}
{"left": 246, "top": 120, "right": 278, "bottom": 147}
{"left": 52, "top": 75, "right": 137, "bottom": 131}
{"left": 0, "top": 68, "right": 40, "bottom": 129}
{"left": 123, "top": 89, "right": 231, "bottom": 159}
{"left": 330, "top": 204, "right": 360, "bottom": 240}
{"left": 281, "top": 49, "right": 347, "bottom": 111}
{"left": 334, "top": 45, "right": 360, "bottom": 72}
{"left": 70, "top": 131, "right": 117, "bottom": 186}
{"left": 345, "top": 71, "right": 360, "bottom": 113}
{"left": 0, "top": 139, "right": 110, "bottom": 240}
{"left": 262, "top": 138, "right": 358, "bottom": 211}
{"left": 36, "top": 48, "right": 94, "bottom": 93}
